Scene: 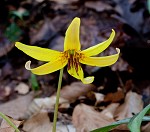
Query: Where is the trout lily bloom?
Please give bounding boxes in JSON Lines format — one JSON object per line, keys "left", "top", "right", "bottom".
{"left": 15, "top": 17, "right": 120, "bottom": 84}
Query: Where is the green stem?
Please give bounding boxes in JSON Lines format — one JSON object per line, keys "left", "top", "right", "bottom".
{"left": 52, "top": 68, "right": 64, "bottom": 132}
{"left": 0, "top": 112, "right": 20, "bottom": 132}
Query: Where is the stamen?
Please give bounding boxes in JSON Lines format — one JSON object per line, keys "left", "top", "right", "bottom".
{"left": 67, "top": 50, "right": 81, "bottom": 75}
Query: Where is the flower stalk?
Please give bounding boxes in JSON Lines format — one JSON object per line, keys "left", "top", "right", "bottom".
{"left": 52, "top": 68, "right": 64, "bottom": 132}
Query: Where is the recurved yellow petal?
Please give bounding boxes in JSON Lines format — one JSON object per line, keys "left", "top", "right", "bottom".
{"left": 64, "top": 17, "right": 81, "bottom": 51}
{"left": 68, "top": 64, "right": 83, "bottom": 80}
{"left": 82, "top": 76, "right": 94, "bottom": 84}
{"left": 25, "top": 59, "right": 68, "bottom": 75}
{"left": 15, "top": 42, "right": 61, "bottom": 61}
{"left": 80, "top": 48, "right": 120, "bottom": 67}
{"left": 67, "top": 64, "right": 94, "bottom": 84}
{"left": 81, "top": 29, "right": 115, "bottom": 56}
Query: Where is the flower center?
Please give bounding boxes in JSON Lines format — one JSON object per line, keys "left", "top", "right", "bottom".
{"left": 65, "top": 50, "right": 81, "bottom": 74}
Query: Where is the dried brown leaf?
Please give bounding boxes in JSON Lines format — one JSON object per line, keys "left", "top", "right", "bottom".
{"left": 115, "top": 91, "right": 143, "bottom": 120}
{"left": 0, "top": 93, "right": 33, "bottom": 119}
{"left": 24, "top": 96, "right": 68, "bottom": 118}
{"left": 94, "top": 93, "right": 105, "bottom": 106}
{"left": 49, "top": 0, "right": 78, "bottom": 4}
{"left": 85, "top": 1, "right": 112, "bottom": 12}
{"left": 56, "top": 123, "right": 76, "bottom": 132}
{"left": 0, "top": 117, "right": 22, "bottom": 132}
{"left": 1, "top": 62, "right": 13, "bottom": 79}
{"left": 29, "top": 18, "right": 56, "bottom": 44}
{"left": 23, "top": 112, "right": 52, "bottom": 132}
{"left": 23, "top": 112, "right": 75, "bottom": 132}
{"left": 111, "top": 58, "right": 132, "bottom": 72}
{"left": 72, "top": 104, "right": 115, "bottom": 132}
{"left": 0, "top": 38, "right": 14, "bottom": 57}
{"left": 0, "top": 127, "right": 15, "bottom": 132}
{"left": 129, "top": 0, "right": 136, "bottom": 4}
{"left": 104, "top": 88, "right": 124, "bottom": 103}
{"left": 0, "top": 86, "right": 11, "bottom": 101}
{"left": 113, "top": 124, "right": 129, "bottom": 131}
{"left": 101, "top": 103, "right": 119, "bottom": 119}
{"left": 24, "top": 82, "right": 95, "bottom": 118}
{"left": 60, "top": 82, "right": 96, "bottom": 102}
{"left": 50, "top": 36, "right": 64, "bottom": 51}
{"left": 142, "top": 122, "right": 150, "bottom": 132}
{"left": 15, "top": 82, "right": 30, "bottom": 95}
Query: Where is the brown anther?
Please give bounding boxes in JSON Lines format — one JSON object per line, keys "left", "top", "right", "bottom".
{"left": 66, "top": 50, "right": 81, "bottom": 74}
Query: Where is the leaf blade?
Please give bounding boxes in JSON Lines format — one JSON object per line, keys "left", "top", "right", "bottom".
{"left": 128, "top": 104, "right": 150, "bottom": 132}
{"left": 91, "top": 116, "right": 150, "bottom": 132}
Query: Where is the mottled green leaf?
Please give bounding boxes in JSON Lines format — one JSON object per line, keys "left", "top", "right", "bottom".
{"left": 91, "top": 116, "right": 150, "bottom": 132}
{"left": 30, "top": 73, "right": 39, "bottom": 91}
{"left": 4, "top": 22, "right": 22, "bottom": 42}
{"left": 128, "top": 104, "right": 150, "bottom": 132}
{"left": 147, "top": 0, "right": 150, "bottom": 13}
{"left": 10, "top": 10, "right": 29, "bottom": 20}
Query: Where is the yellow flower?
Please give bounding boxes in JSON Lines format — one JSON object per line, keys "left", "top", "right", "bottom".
{"left": 15, "top": 17, "right": 120, "bottom": 84}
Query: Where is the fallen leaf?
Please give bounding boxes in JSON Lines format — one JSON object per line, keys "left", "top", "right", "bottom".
{"left": 104, "top": 88, "right": 125, "bottom": 103}
{"left": 0, "top": 93, "right": 33, "bottom": 119}
{"left": 29, "top": 18, "right": 56, "bottom": 45}
{"left": 111, "top": 57, "right": 133, "bottom": 72}
{"left": 50, "top": 16, "right": 70, "bottom": 34}
{"left": 0, "top": 62, "right": 13, "bottom": 79}
{"left": 23, "top": 112, "right": 75, "bottom": 132}
{"left": 0, "top": 128, "right": 15, "bottom": 132}
{"left": 94, "top": 93, "right": 105, "bottom": 106}
{"left": 49, "top": 36, "right": 64, "bottom": 51}
{"left": 15, "top": 82, "right": 30, "bottom": 94}
{"left": 0, "top": 116, "right": 22, "bottom": 132}
{"left": 142, "top": 122, "right": 150, "bottom": 132}
{"left": 115, "top": 0, "right": 144, "bottom": 32}
{"left": 142, "top": 84, "right": 150, "bottom": 106}
{"left": 72, "top": 104, "right": 115, "bottom": 131}
{"left": 101, "top": 103, "right": 120, "bottom": 119}
{"left": 59, "top": 102, "right": 70, "bottom": 110}
{"left": 3, "top": 86, "right": 11, "bottom": 96}
{"left": 129, "top": 0, "right": 136, "bottom": 4}
{"left": 60, "top": 82, "right": 96, "bottom": 102}
{"left": 113, "top": 124, "right": 129, "bottom": 131}
{"left": 65, "top": 124, "right": 76, "bottom": 132}
{"left": 24, "top": 96, "right": 68, "bottom": 118}
{"left": 23, "top": 112, "right": 52, "bottom": 132}
{"left": 0, "top": 86, "right": 11, "bottom": 101}
{"left": 35, "top": 0, "right": 44, "bottom": 3}
{"left": 49, "top": 0, "right": 78, "bottom": 4}
{"left": 0, "top": 33, "right": 15, "bottom": 57}
{"left": 124, "top": 79, "right": 134, "bottom": 92}
{"left": 56, "top": 122, "right": 76, "bottom": 132}
{"left": 24, "top": 82, "right": 95, "bottom": 118}
{"left": 115, "top": 91, "right": 143, "bottom": 120}
{"left": 80, "top": 18, "right": 102, "bottom": 50}
{"left": 85, "top": 1, "right": 112, "bottom": 12}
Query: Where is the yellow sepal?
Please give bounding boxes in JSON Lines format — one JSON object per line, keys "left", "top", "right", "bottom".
{"left": 80, "top": 48, "right": 120, "bottom": 67}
